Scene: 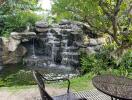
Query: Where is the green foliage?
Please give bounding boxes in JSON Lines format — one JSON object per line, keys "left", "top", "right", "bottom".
{"left": 51, "top": 72, "right": 94, "bottom": 91}
{"left": 2, "top": 11, "right": 42, "bottom": 36}
{"left": 3, "top": 70, "right": 35, "bottom": 86}
{"left": 52, "top": 0, "right": 132, "bottom": 49}
{"left": 0, "top": 65, "right": 35, "bottom": 87}
{"left": 0, "top": 0, "right": 42, "bottom": 36}
{"left": 80, "top": 44, "right": 132, "bottom": 76}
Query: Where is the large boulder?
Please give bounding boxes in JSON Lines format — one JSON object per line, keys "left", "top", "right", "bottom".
{"left": 2, "top": 44, "right": 27, "bottom": 65}
{"left": 8, "top": 32, "right": 36, "bottom": 51}
{"left": 8, "top": 37, "right": 21, "bottom": 51}
{"left": 0, "top": 31, "right": 36, "bottom": 65}
{"left": 11, "top": 32, "right": 36, "bottom": 40}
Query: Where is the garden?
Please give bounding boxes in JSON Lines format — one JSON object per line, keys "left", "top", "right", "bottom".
{"left": 0, "top": 0, "right": 132, "bottom": 100}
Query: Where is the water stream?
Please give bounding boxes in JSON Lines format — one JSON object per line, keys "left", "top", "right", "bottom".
{"left": 23, "top": 22, "right": 81, "bottom": 75}
{"left": 31, "top": 38, "right": 37, "bottom": 59}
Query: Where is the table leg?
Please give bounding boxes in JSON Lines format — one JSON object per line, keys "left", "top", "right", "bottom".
{"left": 111, "top": 97, "right": 118, "bottom": 100}
{"left": 111, "top": 97, "right": 114, "bottom": 100}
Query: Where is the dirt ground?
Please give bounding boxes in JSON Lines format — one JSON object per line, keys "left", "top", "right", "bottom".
{"left": 0, "top": 86, "right": 66, "bottom": 100}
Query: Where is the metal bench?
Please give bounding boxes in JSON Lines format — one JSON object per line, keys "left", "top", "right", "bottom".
{"left": 33, "top": 70, "right": 110, "bottom": 100}
{"left": 33, "top": 70, "right": 87, "bottom": 100}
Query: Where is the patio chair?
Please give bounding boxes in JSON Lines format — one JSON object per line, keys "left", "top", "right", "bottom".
{"left": 33, "top": 70, "right": 87, "bottom": 100}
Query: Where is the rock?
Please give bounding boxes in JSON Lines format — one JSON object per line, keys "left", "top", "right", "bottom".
{"left": 2, "top": 45, "right": 27, "bottom": 65}
{"left": 59, "top": 20, "right": 72, "bottom": 25}
{"left": 86, "top": 47, "right": 96, "bottom": 54}
{"left": 8, "top": 37, "right": 21, "bottom": 51}
{"left": 83, "top": 35, "right": 89, "bottom": 45}
{"left": 97, "top": 37, "right": 106, "bottom": 45}
{"left": 35, "top": 21, "right": 49, "bottom": 28}
{"left": 11, "top": 32, "right": 36, "bottom": 40}
{"left": 89, "top": 38, "right": 98, "bottom": 46}
{"left": 94, "top": 45, "right": 102, "bottom": 51}
{"left": 35, "top": 27, "right": 49, "bottom": 33}
{"left": 35, "top": 21, "right": 49, "bottom": 33}
{"left": 6, "top": 32, "right": 36, "bottom": 51}
{"left": 2, "top": 37, "right": 20, "bottom": 52}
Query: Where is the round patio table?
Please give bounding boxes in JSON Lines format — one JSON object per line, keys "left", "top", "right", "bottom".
{"left": 92, "top": 75, "right": 132, "bottom": 100}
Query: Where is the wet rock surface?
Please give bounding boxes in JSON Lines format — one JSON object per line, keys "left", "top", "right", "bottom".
{"left": 24, "top": 21, "right": 83, "bottom": 73}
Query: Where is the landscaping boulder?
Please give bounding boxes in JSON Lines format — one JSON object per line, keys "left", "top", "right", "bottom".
{"left": 2, "top": 44, "right": 27, "bottom": 65}
{"left": 0, "top": 31, "right": 36, "bottom": 65}
{"left": 11, "top": 32, "right": 36, "bottom": 40}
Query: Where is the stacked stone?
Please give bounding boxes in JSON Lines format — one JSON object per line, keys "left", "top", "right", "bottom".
{"left": 33, "top": 20, "right": 83, "bottom": 69}
{"left": 59, "top": 20, "right": 83, "bottom": 67}
{"left": 23, "top": 20, "right": 107, "bottom": 73}
{"left": 0, "top": 37, "right": 3, "bottom": 70}
{"left": 86, "top": 37, "right": 106, "bottom": 53}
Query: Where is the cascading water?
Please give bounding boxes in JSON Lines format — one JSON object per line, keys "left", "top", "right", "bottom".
{"left": 23, "top": 21, "right": 82, "bottom": 75}
{"left": 31, "top": 38, "right": 37, "bottom": 59}
{"left": 61, "top": 39, "right": 69, "bottom": 66}
{"left": 47, "top": 30, "right": 57, "bottom": 67}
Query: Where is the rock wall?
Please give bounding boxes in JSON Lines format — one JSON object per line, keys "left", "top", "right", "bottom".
{"left": 0, "top": 20, "right": 108, "bottom": 67}
{"left": 1, "top": 32, "right": 35, "bottom": 65}
{"left": 82, "top": 36, "right": 108, "bottom": 53}
{"left": 24, "top": 20, "right": 83, "bottom": 72}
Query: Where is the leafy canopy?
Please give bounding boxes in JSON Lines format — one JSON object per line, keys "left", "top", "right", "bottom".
{"left": 52, "top": 0, "right": 132, "bottom": 49}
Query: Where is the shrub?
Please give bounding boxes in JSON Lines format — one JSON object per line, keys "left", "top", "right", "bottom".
{"left": 3, "top": 70, "right": 35, "bottom": 86}
{"left": 0, "top": 0, "right": 42, "bottom": 36}
{"left": 0, "top": 65, "right": 35, "bottom": 87}
{"left": 80, "top": 44, "right": 132, "bottom": 76}
{"left": 1, "top": 11, "right": 42, "bottom": 36}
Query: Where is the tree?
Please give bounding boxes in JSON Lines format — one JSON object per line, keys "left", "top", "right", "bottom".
{"left": 0, "top": 0, "right": 42, "bottom": 36}
{"left": 52, "top": 0, "right": 132, "bottom": 50}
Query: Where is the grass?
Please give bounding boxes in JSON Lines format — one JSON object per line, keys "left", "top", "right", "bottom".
{"left": 0, "top": 66, "right": 132, "bottom": 91}
{"left": 0, "top": 65, "right": 131, "bottom": 92}
{"left": 0, "top": 71, "right": 95, "bottom": 92}
{"left": 47, "top": 73, "right": 95, "bottom": 91}
{"left": 0, "top": 65, "right": 35, "bottom": 87}
{"left": 0, "top": 64, "right": 95, "bottom": 91}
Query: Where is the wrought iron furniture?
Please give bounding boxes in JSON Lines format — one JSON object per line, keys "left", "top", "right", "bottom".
{"left": 92, "top": 75, "right": 132, "bottom": 100}
{"left": 33, "top": 70, "right": 87, "bottom": 100}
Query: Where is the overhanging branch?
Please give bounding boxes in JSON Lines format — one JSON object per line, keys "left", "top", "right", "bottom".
{"left": 114, "top": 0, "right": 123, "bottom": 16}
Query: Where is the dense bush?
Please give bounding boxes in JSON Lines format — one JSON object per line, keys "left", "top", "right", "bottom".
{"left": 0, "top": 0, "right": 42, "bottom": 36}
{"left": 80, "top": 44, "right": 132, "bottom": 77}
{"left": 1, "top": 11, "right": 42, "bottom": 37}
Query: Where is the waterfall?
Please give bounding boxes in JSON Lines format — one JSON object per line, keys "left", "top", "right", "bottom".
{"left": 23, "top": 21, "right": 81, "bottom": 75}
{"left": 47, "top": 30, "right": 56, "bottom": 67}
{"left": 31, "top": 38, "right": 37, "bottom": 59}
{"left": 62, "top": 39, "right": 69, "bottom": 66}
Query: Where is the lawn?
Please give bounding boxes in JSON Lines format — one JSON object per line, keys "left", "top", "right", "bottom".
{"left": 0, "top": 72, "right": 95, "bottom": 92}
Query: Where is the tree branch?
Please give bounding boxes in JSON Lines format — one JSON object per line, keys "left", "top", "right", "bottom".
{"left": 114, "top": 0, "right": 123, "bottom": 16}
{"left": 99, "top": 0, "right": 113, "bottom": 19}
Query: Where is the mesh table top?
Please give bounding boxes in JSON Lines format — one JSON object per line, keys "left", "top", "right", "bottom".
{"left": 92, "top": 75, "right": 132, "bottom": 100}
